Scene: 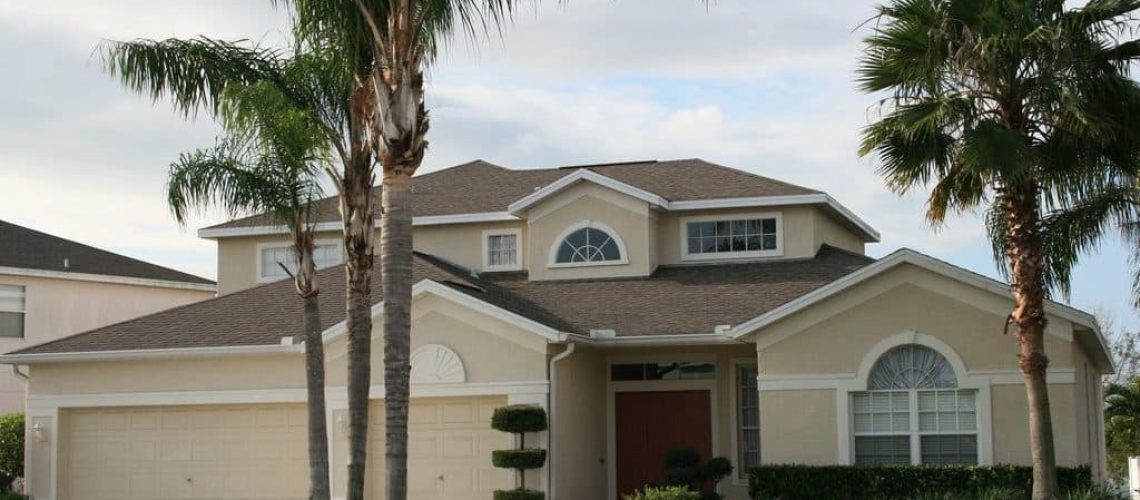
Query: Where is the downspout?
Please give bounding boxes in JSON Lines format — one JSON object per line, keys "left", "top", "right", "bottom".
{"left": 547, "top": 340, "right": 577, "bottom": 500}
{"left": 11, "top": 365, "right": 28, "bottom": 381}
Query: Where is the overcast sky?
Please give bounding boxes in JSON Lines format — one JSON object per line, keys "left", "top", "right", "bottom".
{"left": 1, "top": 0, "right": 1136, "bottom": 331}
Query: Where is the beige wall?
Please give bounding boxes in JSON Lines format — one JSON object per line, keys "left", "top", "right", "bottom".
{"left": 0, "top": 273, "right": 212, "bottom": 411}
{"left": 813, "top": 209, "right": 865, "bottom": 255}
{"left": 414, "top": 221, "right": 527, "bottom": 273}
{"left": 551, "top": 345, "right": 608, "bottom": 500}
{"left": 759, "top": 389, "right": 838, "bottom": 465}
{"left": 525, "top": 182, "right": 654, "bottom": 281}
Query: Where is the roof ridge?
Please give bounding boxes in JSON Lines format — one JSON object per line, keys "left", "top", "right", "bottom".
{"left": 816, "top": 243, "right": 876, "bottom": 263}
{"left": 0, "top": 219, "right": 214, "bottom": 284}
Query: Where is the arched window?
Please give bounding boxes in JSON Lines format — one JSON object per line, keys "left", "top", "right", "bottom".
{"left": 852, "top": 344, "right": 978, "bottom": 466}
{"left": 554, "top": 225, "right": 623, "bottom": 264}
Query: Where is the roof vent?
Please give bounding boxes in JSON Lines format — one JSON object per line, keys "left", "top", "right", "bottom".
{"left": 62, "top": 257, "right": 69, "bottom": 269}
{"left": 714, "top": 324, "right": 732, "bottom": 334}
{"left": 590, "top": 329, "right": 617, "bottom": 339}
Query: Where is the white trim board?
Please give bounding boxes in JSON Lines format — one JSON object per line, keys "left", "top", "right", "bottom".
{"left": 0, "top": 266, "right": 215, "bottom": 292}
{"left": 197, "top": 211, "right": 519, "bottom": 238}
{"left": 509, "top": 169, "right": 669, "bottom": 214}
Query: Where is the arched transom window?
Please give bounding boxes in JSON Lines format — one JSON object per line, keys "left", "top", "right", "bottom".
{"left": 852, "top": 344, "right": 978, "bottom": 466}
{"left": 554, "top": 225, "right": 623, "bottom": 264}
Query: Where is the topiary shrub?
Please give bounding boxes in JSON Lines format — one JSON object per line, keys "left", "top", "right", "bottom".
{"left": 623, "top": 485, "right": 702, "bottom": 500}
{"left": 491, "top": 405, "right": 548, "bottom": 500}
{"left": 0, "top": 414, "right": 24, "bottom": 492}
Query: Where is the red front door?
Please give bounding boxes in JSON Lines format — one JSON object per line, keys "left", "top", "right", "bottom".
{"left": 614, "top": 390, "right": 712, "bottom": 497}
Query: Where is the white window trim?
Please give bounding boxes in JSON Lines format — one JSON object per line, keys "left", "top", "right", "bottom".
{"left": 851, "top": 388, "right": 980, "bottom": 466}
{"left": 0, "top": 284, "right": 26, "bottom": 339}
{"left": 728, "top": 358, "right": 759, "bottom": 485}
{"left": 547, "top": 220, "right": 630, "bottom": 269}
{"left": 482, "top": 228, "right": 523, "bottom": 272}
{"left": 256, "top": 239, "right": 342, "bottom": 283}
{"left": 679, "top": 212, "right": 784, "bottom": 262}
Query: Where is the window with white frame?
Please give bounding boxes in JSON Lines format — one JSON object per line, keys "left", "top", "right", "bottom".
{"left": 483, "top": 229, "right": 521, "bottom": 271}
{"left": 683, "top": 215, "right": 780, "bottom": 259}
{"left": 553, "top": 225, "right": 623, "bottom": 265}
{"left": 259, "top": 243, "right": 342, "bottom": 280}
{"left": 736, "top": 363, "right": 760, "bottom": 476}
{"left": 852, "top": 344, "right": 978, "bottom": 465}
{"left": 0, "top": 285, "right": 25, "bottom": 338}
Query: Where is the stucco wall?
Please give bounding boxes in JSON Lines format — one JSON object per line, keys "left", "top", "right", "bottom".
{"left": 812, "top": 209, "right": 865, "bottom": 255}
{"left": 0, "top": 274, "right": 212, "bottom": 411}
{"left": 552, "top": 345, "right": 608, "bottom": 500}
{"left": 413, "top": 221, "right": 527, "bottom": 273}
{"left": 758, "top": 389, "right": 838, "bottom": 465}
{"left": 525, "top": 182, "right": 653, "bottom": 281}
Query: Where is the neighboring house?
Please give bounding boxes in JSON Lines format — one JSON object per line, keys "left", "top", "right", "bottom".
{"left": 0, "top": 160, "right": 1112, "bottom": 500}
{"left": 0, "top": 219, "right": 216, "bottom": 413}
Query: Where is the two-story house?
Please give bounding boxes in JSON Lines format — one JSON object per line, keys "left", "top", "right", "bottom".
{"left": 0, "top": 220, "right": 215, "bottom": 413}
{"left": 1, "top": 160, "right": 1111, "bottom": 500}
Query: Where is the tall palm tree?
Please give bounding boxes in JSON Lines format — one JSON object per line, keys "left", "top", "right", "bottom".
{"left": 858, "top": 1, "right": 1140, "bottom": 497}
{"left": 101, "top": 36, "right": 362, "bottom": 500}
{"left": 283, "top": 2, "right": 522, "bottom": 498}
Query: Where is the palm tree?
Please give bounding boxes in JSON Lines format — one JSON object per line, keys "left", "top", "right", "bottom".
{"left": 858, "top": 1, "right": 1140, "bottom": 497}
{"left": 101, "top": 37, "right": 360, "bottom": 500}
{"left": 1105, "top": 376, "right": 1140, "bottom": 481}
{"left": 283, "top": 1, "right": 522, "bottom": 498}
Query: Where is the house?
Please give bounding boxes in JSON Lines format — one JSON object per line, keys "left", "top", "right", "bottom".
{"left": 0, "top": 219, "right": 216, "bottom": 413}
{"left": 0, "top": 159, "right": 1111, "bottom": 500}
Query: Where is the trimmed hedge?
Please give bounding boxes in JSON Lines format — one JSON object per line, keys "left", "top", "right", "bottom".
{"left": 0, "top": 414, "right": 23, "bottom": 492}
{"left": 623, "top": 486, "right": 702, "bottom": 500}
{"left": 492, "top": 449, "right": 548, "bottom": 470}
{"left": 747, "top": 465, "right": 1093, "bottom": 500}
{"left": 492, "top": 405, "right": 548, "bottom": 434}
{"left": 493, "top": 488, "right": 545, "bottom": 500}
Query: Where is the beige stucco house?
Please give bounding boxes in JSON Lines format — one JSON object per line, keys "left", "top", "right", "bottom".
{"left": 0, "top": 219, "right": 215, "bottom": 413}
{"left": 0, "top": 160, "right": 1112, "bottom": 500}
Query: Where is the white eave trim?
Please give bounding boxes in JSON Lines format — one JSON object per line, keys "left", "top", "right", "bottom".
{"left": 0, "top": 343, "right": 294, "bottom": 364}
{"left": 507, "top": 169, "right": 670, "bottom": 214}
{"left": 0, "top": 266, "right": 216, "bottom": 292}
{"left": 197, "top": 212, "right": 519, "bottom": 238}
{"left": 584, "top": 333, "right": 742, "bottom": 346}
{"left": 727, "top": 248, "right": 1113, "bottom": 371}
{"left": 669, "top": 194, "right": 880, "bottom": 242}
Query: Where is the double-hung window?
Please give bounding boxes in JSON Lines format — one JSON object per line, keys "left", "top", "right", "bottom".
{"left": 259, "top": 242, "right": 342, "bottom": 281}
{"left": 0, "top": 285, "right": 25, "bottom": 338}
{"left": 682, "top": 214, "right": 781, "bottom": 260}
{"left": 852, "top": 344, "right": 978, "bottom": 465}
{"left": 736, "top": 363, "right": 760, "bottom": 477}
{"left": 483, "top": 229, "right": 522, "bottom": 271}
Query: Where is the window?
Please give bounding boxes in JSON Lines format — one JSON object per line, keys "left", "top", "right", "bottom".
{"left": 483, "top": 229, "right": 522, "bottom": 271}
{"left": 852, "top": 345, "right": 977, "bottom": 465}
{"left": 682, "top": 214, "right": 780, "bottom": 260}
{"left": 736, "top": 363, "right": 760, "bottom": 476}
{"left": 609, "top": 362, "right": 715, "bottom": 381}
{"left": 552, "top": 223, "right": 624, "bottom": 265}
{"left": 0, "top": 285, "right": 25, "bottom": 338}
{"left": 259, "top": 242, "right": 342, "bottom": 281}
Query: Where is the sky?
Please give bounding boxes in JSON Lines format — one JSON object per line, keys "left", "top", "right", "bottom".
{"left": 0, "top": 0, "right": 1136, "bottom": 332}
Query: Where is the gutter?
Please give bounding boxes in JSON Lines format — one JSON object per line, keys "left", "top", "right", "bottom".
{"left": 0, "top": 342, "right": 299, "bottom": 364}
{"left": 547, "top": 342, "right": 578, "bottom": 500}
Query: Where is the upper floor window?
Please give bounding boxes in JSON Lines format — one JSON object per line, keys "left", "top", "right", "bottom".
{"left": 483, "top": 229, "right": 522, "bottom": 272}
{"left": 259, "top": 242, "right": 342, "bottom": 281}
{"left": 0, "top": 285, "right": 25, "bottom": 338}
{"left": 852, "top": 344, "right": 978, "bottom": 466}
{"left": 551, "top": 222, "right": 627, "bottom": 267}
{"left": 682, "top": 214, "right": 781, "bottom": 260}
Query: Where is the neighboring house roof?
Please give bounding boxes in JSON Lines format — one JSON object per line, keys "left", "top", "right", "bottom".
{"left": 201, "top": 159, "right": 826, "bottom": 231}
{"left": 2, "top": 245, "right": 872, "bottom": 358}
{"left": 0, "top": 219, "right": 215, "bottom": 288}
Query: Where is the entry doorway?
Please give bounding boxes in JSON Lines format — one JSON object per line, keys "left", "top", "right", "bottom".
{"left": 614, "top": 390, "right": 713, "bottom": 497}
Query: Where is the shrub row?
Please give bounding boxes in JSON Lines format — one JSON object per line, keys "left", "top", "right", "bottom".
{"left": 747, "top": 464, "right": 1093, "bottom": 500}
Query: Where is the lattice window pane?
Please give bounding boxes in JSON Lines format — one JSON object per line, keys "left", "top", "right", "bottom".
{"left": 737, "top": 364, "right": 760, "bottom": 477}
{"left": 920, "top": 435, "right": 978, "bottom": 465}
{"left": 556, "top": 227, "right": 621, "bottom": 263}
{"left": 855, "top": 436, "right": 911, "bottom": 465}
{"left": 868, "top": 345, "right": 957, "bottom": 390}
{"left": 487, "top": 234, "right": 518, "bottom": 267}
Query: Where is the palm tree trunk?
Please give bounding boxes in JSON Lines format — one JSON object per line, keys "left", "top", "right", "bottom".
{"left": 343, "top": 154, "right": 376, "bottom": 500}
{"left": 1000, "top": 186, "right": 1059, "bottom": 500}
{"left": 295, "top": 236, "right": 330, "bottom": 500}
{"left": 381, "top": 168, "right": 413, "bottom": 500}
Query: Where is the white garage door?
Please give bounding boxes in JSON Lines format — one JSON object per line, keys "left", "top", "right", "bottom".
{"left": 367, "top": 396, "right": 513, "bottom": 499}
{"left": 63, "top": 403, "right": 309, "bottom": 500}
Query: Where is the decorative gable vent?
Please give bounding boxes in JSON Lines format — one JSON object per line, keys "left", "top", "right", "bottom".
{"left": 410, "top": 343, "right": 466, "bottom": 384}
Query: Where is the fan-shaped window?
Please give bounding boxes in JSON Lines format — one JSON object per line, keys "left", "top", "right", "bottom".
{"left": 868, "top": 345, "right": 958, "bottom": 390}
{"left": 554, "top": 226, "right": 622, "bottom": 264}
{"left": 852, "top": 343, "right": 978, "bottom": 466}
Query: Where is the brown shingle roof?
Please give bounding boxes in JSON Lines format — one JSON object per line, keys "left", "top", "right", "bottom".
{"left": 0, "top": 219, "right": 214, "bottom": 285}
{"left": 205, "top": 159, "right": 820, "bottom": 230}
{"left": 8, "top": 246, "right": 872, "bottom": 356}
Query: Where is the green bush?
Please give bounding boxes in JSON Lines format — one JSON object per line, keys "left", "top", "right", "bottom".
{"left": 493, "top": 489, "right": 545, "bottom": 500}
{"left": 623, "top": 485, "right": 702, "bottom": 500}
{"left": 0, "top": 414, "right": 23, "bottom": 491}
{"left": 491, "top": 405, "right": 548, "bottom": 434}
{"left": 492, "top": 449, "right": 548, "bottom": 470}
{"left": 747, "top": 464, "right": 1093, "bottom": 500}
{"left": 0, "top": 492, "right": 31, "bottom": 500}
